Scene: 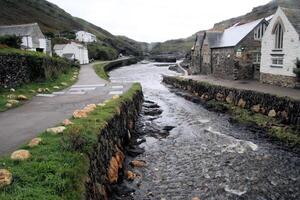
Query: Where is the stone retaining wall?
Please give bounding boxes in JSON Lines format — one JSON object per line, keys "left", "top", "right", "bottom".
{"left": 163, "top": 76, "right": 300, "bottom": 127}
{"left": 260, "top": 72, "right": 297, "bottom": 88}
{"left": 104, "top": 57, "right": 138, "bottom": 72}
{"left": 85, "top": 89, "right": 143, "bottom": 200}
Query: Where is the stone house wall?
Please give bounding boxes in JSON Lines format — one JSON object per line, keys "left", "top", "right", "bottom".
{"left": 201, "top": 37, "right": 213, "bottom": 75}
{"left": 211, "top": 27, "right": 264, "bottom": 80}
{"left": 190, "top": 47, "right": 201, "bottom": 74}
{"left": 260, "top": 7, "right": 299, "bottom": 88}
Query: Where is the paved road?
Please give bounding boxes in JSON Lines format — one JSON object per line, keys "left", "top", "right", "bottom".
{"left": 186, "top": 75, "right": 300, "bottom": 100}
{"left": 0, "top": 62, "right": 132, "bottom": 155}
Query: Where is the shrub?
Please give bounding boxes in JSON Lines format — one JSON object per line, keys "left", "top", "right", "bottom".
{"left": 0, "top": 35, "right": 22, "bottom": 49}
{"left": 87, "top": 43, "right": 118, "bottom": 61}
{"left": 293, "top": 58, "right": 300, "bottom": 79}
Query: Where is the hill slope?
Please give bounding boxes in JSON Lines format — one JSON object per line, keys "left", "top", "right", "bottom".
{"left": 0, "top": 0, "right": 145, "bottom": 57}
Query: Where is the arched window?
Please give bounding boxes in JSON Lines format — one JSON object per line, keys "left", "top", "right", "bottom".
{"left": 274, "top": 23, "right": 284, "bottom": 49}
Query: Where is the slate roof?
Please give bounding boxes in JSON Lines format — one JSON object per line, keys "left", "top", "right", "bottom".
{"left": 0, "top": 23, "right": 44, "bottom": 38}
{"left": 281, "top": 7, "right": 300, "bottom": 36}
{"left": 53, "top": 44, "right": 67, "bottom": 50}
{"left": 210, "top": 18, "right": 266, "bottom": 48}
{"left": 206, "top": 31, "right": 223, "bottom": 48}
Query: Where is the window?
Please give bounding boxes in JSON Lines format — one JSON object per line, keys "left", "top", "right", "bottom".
{"left": 274, "top": 23, "right": 284, "bottom": 49}
{"left": 254, "top": 23, "right": 267, "bottom": 40}
{"left": 271, "top": 55, "right": 284, "bottom": 67}
{"left": 253, "top": 53, "right": 261, "bottom": 64}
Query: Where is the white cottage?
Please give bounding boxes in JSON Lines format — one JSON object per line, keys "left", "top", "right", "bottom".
{"left": 76, "top": 31, "right": 97, "bottom": 43}
{"left": 260, "top": 7, "right": 300, "bottom": 88}
{"left": 0, "top": 23, "right": 52, "bottom": 55}
{"left": 54, "top": 42, "right": 89, "bottom": 64}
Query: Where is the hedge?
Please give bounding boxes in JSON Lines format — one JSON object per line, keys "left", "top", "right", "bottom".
{"left": 0, "top": 48, "right": 77, "bottom": 88}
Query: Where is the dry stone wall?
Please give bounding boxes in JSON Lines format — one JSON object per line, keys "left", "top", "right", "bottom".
{"left": 163, "top": 76, "right": 300, "bottom": 127}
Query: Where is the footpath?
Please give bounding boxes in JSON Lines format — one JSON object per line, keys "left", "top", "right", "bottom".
{"left": 0, "top": 59, "right": 133, "bottom": 155}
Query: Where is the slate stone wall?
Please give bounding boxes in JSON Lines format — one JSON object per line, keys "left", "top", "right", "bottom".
{"left": 0, "top": 52, "right": 71, "bottom": 88}
{"left": 85, "top": 89, "right": 143, "bottom": 200}
{"left": 163, "top": 76, "right": 300, "bottom": 127}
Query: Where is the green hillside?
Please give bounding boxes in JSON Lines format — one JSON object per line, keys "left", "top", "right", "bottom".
{"left": 0, "top": 0, "right": 145, "bottom": 57}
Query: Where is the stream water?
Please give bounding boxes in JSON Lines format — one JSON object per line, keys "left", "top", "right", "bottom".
{"left": 109, "top": 62, "right": 300, "bottom": 200}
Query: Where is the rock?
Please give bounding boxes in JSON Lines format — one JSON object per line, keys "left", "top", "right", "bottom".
{"left": 108, "top": 149, "right": 124, "bottom": 183}
{"left": 192, "top": 197, "right": 200, "bottom": 200}
{"left": 73, "top": 110, "right": 88, "bottom": 119}
{"left": 44, "top": 88, "right": 50, "bottom": 92}
{"left": 127, "top": 171, "right": 140, "bottom": 181}
{"left": 17, "top": 95, "right": 28, "bottom": 101}
{"left": 130, "top": 160, "right": 147, "bottom": 168}
{"left": 83, "top": 104, "right": 97, "bottom": 114}
{"left": 216, "top": 93, "right": 225, "bottom": 101}
{"left": 29, "top": 90, "right": 36, "bottom": 93}
{"left": 7, "top": 94, "right": 16, "bottom": 99}
{"left": 10, "top": 88, "right": 15, "bottom": 92}
{"left": 5, "top": 103, "right": 13, "bottom": 108}
{"left": 46, "top": 126, "right": 66, "bottom": 135}
{"left": 61, "top": 82, "right": 68, "bottom": 86}
{"left": 97, "top": 103, "right": 106, "bottom": 107}
{"left": 226, "top": 93, "right": 234, "bottom": 104}
{"left": 10, "top": 150, "right": 31, "bottom": 161}
{"left": 37, "top": 88, "right": 43, "bottom": 93}
{"left": 280, "top": 111, "right": 288, "bottom": 120}
{"left": 63, "top": 119, "right": 73, "bottom": 126}
{"left": 268, "top": 109, "right": 276, "bottom": 117}
{"left": 251, "top": 104, "right": 261, "bottom": 113}
{"left": 28, "top": 138, "right": 42, "bottom": 148}
{"left": 53, "top": 86, "right": 60, "bottom": 89}
{"left": 238, "top": 98, "right": 246, "bottom": 108}
{"left": 112, "top": 95, "right": 120, "bottom": 100}
{"left": 0, "top": 169, "right": 13, "bottom": 188}
{"left": 7, "top": 100, "right": 19, "bottom": 105}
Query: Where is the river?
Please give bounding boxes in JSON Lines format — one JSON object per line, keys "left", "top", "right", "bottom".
{"left": 109, "top": 62, "right": 300, "bottom": 200}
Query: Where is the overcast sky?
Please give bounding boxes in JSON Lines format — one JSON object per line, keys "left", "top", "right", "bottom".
{"left": 47, "top": 0, "right": 271, "bottom": 43}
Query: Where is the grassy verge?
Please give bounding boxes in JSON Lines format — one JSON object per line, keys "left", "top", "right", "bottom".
{"left": 93, "top": 62, "right": 109, "bottom": 81}
{"left": 0, "top": 67, "right": 79, "bottom": 112}
{"left": 207, "top": 100, "right": 300, "bottom": 148}
{"left": 0, "top": 83, "right": 142, "bottom": 200}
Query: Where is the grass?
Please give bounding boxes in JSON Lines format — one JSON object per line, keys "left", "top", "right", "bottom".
{"left": 0, "top": 83, "right": 142, "bottom": 199}
{"left": 93, "top": 62, "right": 109, "bottom": 81}
{"left": 0, "top": 67, "right": 79, "bottom": 112}
{"left": 207, "top": 100, "right": 300, "bottom": 147}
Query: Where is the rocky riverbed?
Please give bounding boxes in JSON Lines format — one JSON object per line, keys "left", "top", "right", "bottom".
{"left": 109, "top": 63, "right": 300, "bottom": 200}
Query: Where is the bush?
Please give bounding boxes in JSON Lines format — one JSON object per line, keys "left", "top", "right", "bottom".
{"left": 87, "top": 43, "right": 118, "bottom": 61}
{"left": 293, "top": 58, "right": 300, "bottom": 79}
{"left": 0, "top": 48, "right": 73, "bottom": 88}
{"left": 0, "top": 35, "right": 22, "bottom": 49}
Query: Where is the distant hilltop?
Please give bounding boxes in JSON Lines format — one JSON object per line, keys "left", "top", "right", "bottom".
{"left": 212, "top": 0, "right": 300, "bottom": 31}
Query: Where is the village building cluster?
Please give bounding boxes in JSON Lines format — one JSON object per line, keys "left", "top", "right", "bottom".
{"left": 0, "top": 23, "right": 97, "bottom": 65}
{"left": 190, "top": 6, "right": 300, "bottom": 88}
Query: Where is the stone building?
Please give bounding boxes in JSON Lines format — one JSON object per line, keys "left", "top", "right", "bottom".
{"left": 54, "top": 42, "right": 89, "bottom": 64}
{"left": 190, "top": 19, "right": 269, "bottom": 80}
{"left": 210, "top": 19, "right": 268, "bottom": 80}
{"left": 260, "top": 7, "right": 300, "bottom": 88}
{"left": 76, "top": 31, "right": 97, "bottom": 43}
{"left": 0, "top": 23, "right": 52, "bottom": 55}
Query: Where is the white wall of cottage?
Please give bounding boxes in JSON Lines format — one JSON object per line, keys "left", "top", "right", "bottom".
{"left": 261, "top": 7, "right": 300, "bottom": 77}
